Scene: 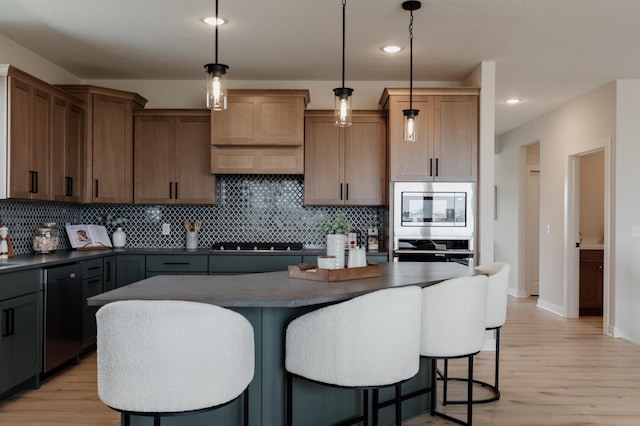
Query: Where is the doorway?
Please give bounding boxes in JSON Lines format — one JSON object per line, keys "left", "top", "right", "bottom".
{"left": 566, "top": 139, "right": 611, "bottom": 335}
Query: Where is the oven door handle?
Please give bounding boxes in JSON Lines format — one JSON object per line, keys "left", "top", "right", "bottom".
{"left": 394, "top": 250, "right": 475, "bottom": 255}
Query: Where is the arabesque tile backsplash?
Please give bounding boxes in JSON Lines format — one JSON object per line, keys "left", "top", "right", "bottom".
{"left": 0, "top": 175, "right": 385, "bottom": 255}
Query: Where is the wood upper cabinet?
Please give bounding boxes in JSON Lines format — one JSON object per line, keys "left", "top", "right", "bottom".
{"left": 211, "top": 89, "right": 310, "bottom": 174}
{"left": 8, "top": 75, "right": 51, "bottom": 200}
{"left": 57, "top": 85, "right": 147, "bottom": 204}
{"left": 51, "top": 96, "right": 84, "bottom": 202}
{"left": 304, "top": 111, "right": 387, "bottom": 206}
{"left": 380, "top": 88, "right": 479, "bottom": 182}
{"left": 1, "top": 67, "right": 85, "bottom": 202}
{"left": 134, "top": 110, "right": 215, "bottom": 205}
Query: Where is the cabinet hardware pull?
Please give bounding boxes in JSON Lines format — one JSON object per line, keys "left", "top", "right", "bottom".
{"left": 105, "top": 261, "right": 112, "bottom": 282}
{"left": 340, "top": 183, "right": 343, "bottom": 200}
{"left": 429, "top": 159, "right": 433, "bottom": 177}
{"left": 169, "top": 182, "right": 173, "bottom": 199}
{"left": 29, "top": 171, "right": 36, "bottom": 193}
{"left": 34, "top": 171, "right": 38, "bottom": 193}
{"left": 175, "top": 182, "right": 179, "bottom": 199}
{"left": 346, "top": 183, "right": 349, "bottom": 200}
{"left": 66, "top": 176, "right": 73, "bottom": 197}
{"left": 435, "top": 158, "right": 439, "bottom": 176}
{"left": 95, "top": 179, "right": 99, "bottom": 198}
{"left": 163, "top": 262, "right": 189, "bottom": 265}
{"left": 88, "top": 266, "right": 101, "bottom": 271}
{"left": 3, "top": 308, "right": 14, "bottom": 337}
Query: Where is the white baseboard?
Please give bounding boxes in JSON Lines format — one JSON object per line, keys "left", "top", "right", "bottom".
{"left": 536, "top": 298, "right": 566, "bottom": 317}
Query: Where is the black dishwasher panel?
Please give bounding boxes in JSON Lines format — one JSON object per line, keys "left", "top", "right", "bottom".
{"left": 43, "top": 263, "right": 82, "bottom": 373}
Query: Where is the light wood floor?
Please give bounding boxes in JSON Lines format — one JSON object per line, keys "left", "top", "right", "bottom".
{"left": 1, "top": 296, "right": 639, "bottom": 425}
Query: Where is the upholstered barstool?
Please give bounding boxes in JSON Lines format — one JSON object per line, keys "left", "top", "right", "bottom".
{"left": 96, "top": 300, "right": 255, "bottom": 426}
{"left": 443, "top": 262, "right": 510, "bottom": 405}
{"left": 420, "top": 275, "right": 488, "bottom": 426}
{"left": 285, "top": 286, "right": 422, "bottom": 426}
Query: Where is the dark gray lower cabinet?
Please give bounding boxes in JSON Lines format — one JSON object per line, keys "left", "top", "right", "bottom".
{"left": 146, "top": 255, "right": 208, "bottom": 277}
{"left": 209, "top": 255, "right": 303, "bottom": 274}
{"left": 116, "top": 255, "right": 146, "bottom": 288}
{"left": 0, "top": 269, "right": 42, "bottom": 396}
{"left": 81, "top": 258, "right": 103, "bottom": 350}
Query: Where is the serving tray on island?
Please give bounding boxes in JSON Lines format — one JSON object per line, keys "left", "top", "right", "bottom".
{"left": 288, "top": 263, "right": 381, "bottom": 282}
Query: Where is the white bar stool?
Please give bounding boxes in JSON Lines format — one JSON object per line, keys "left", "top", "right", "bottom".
{"left": 96, "top": 300, "right": 255, "bottom": 426}
{"left": 420, "top": 275, "right": 488, "bottom": 426}
{"left": 285, "top": 286, "right": 422, "bottom": 425}
{"left": 443, "top": 262, "right": 510, "bottom": 405}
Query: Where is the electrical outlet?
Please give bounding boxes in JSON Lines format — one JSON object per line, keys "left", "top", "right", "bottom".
{"left": 162, "top": 223, "right": 170, "bottom": 235}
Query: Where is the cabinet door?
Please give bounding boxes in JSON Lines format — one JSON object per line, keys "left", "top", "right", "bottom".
{"left": 8, "top": 77, "right": 33, "bottom": 199}
{"left": 388, "top": 97, "right": 434, "bottom": 181}
{"left": 92, "top": 94, "right": 133, "bottom": 203}
{"left": 304, "top": 116, "right": 344, "bottom": 205}
{"left": 116, "top": 255, "right": 146, "bottom": 288}
{"left": 30, "top": 88, "right": 52, "bottom": 200}
{"left": 52, "top": 98, "right": 83, "bottom": 202}
{"left": 8, "top": 79, "right": 51, "bottom": 200}
{"left": 212, "top": 95, "right": 304, "bottom": 146}
{"left": 134, "top": 115, "right": 174, "bottom": 204}
{"left": 433, "top": 96, "right": 478, "bottom": 182}
{"left": 344, "top": 116, "right": 386, "bottom": 205}
{"left": 0, "top": 292, "right": 41, "bottom": 393}
{"left": 174, "top": 115, "right": 216, "bottom": 204}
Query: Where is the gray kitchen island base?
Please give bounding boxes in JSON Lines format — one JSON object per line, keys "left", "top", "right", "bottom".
{"left": 88, "top": 262, "right": 477, "bottom": 425}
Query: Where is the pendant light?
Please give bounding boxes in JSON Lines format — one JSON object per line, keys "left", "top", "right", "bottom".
{"left": 402, "top": 0, "right": 421, "bottom": 142}
{"left": 333, "top": 0, "right": 353, "bottom": 127}
{"left": 204, "top": 0, "right": 229, "bottom": 110}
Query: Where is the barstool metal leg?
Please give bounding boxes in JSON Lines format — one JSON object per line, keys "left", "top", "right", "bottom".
{"left": 395, "top": 384, "right": 402, "bottom": 425}
{"left": 243, "top": 387, "right": 250, "bottom": 426}
{"left": 467, "top": 355, "right": 473, "bottom": 426}
{"left": 286, "top": 373, "right": 293, "bottom": 426}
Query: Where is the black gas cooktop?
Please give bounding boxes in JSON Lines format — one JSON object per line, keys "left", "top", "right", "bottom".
{"left": 210, "top": 242, "right": 304, "bottom": 252}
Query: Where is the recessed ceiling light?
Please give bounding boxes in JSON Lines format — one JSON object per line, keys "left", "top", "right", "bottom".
{"left": 203, "top": 17, "right": 225, "bottom": 26}
{"left": 505, "top": 98, "right": 521, "bottom": 105}
{"left": 382, "top": 45, "right": 402, "bottom": 53}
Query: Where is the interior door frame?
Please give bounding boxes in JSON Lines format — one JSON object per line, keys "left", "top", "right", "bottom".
{"left": 565, "top": 138, "right": 612, "bottom": 336}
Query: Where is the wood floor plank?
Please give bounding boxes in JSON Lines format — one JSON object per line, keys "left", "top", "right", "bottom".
{"left": 1, "top": 296, "right": 639, "bottom": 425}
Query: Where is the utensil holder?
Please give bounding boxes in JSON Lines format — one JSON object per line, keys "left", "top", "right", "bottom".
{"left": 186, "top": 232, "right": 199, "bottom": 250}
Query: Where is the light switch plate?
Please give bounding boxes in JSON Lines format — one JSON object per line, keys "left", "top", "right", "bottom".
{"left": 162, "top": 223, "right": 170, "bottom": 235}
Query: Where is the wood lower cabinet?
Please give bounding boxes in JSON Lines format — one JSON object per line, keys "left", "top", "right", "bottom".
{"left": 134, "top": 110, "right": 215, "bottom": 204}
{"left": 211, "top": 90, "right": 310, "bottom": 174}
{"left": 380, "top": 88, "right": 479, "bottom": 182}
{"left": 304, "top": 111, "right": 386, "bottom": 206}
{"left": 579, "top": 249, "right": 604, "bottom": 316}
{"left": 57, "top": 85, "right": 147, "bottom": 204}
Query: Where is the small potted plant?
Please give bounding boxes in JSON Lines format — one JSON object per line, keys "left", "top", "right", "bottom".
{"left": 315, "top": 211, "right": 351, "bottom": 268}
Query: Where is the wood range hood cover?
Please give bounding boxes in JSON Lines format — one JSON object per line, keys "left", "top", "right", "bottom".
{"left": 210, "top": 89, "right": 310, "bottom": 175}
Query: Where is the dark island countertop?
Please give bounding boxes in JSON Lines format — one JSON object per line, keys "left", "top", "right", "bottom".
{"left": 88, "top": 261, "right": 476, "bottom": 308}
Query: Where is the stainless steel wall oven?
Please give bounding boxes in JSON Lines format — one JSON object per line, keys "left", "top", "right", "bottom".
{"left": 392, "top": 182, "right": 475, "bottom": 263}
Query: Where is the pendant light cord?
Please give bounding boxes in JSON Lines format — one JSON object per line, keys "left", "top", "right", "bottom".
{"left": 215, "top": 0, "right": 219, "bottom": 63}
{"left": 341, "top": 0, "right": 347, "bottom": 88}
{"left": 409, "top": 9, "right": 414, "bottom": 110}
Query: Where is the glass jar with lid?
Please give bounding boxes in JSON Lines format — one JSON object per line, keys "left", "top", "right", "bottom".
{"left": 33, "top": 222, "right": 59, "bottom": 254}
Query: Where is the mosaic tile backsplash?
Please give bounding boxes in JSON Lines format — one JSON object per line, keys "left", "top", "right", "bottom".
{"left": 0, "top": 175, "right": 385, "bottom": 255}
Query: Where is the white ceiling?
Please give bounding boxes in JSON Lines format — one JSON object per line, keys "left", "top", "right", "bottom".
{"left": 2, "top": 0, "right": 640, "bottom": 135}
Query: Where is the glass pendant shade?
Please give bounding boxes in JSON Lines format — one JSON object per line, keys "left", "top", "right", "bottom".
{"left": 205, "top": 63, "right": 228, "bottom": 111}
{"left": 334, "top": 87, "right": 354, "bottom": 127}
{"left": 403, "top": 109, "right": 419, "bottom": 142}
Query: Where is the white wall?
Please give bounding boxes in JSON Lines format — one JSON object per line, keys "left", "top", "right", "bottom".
{"left": 613, "top": 80, "right": 640, "bottom": 342}
{"left": 0, "top": 33, "right": 79, "bottom": 83}
{"left": 496, "top": 83, "right": 616, "bottom": 315}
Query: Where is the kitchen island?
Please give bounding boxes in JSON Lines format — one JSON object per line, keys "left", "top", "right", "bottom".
{"left": 89, "top": 261, "right": 477, "bottom": 426}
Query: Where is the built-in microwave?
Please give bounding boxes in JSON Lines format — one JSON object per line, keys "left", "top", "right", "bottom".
{"left": 392, "top": 182, "right": 475, "bottom": 251}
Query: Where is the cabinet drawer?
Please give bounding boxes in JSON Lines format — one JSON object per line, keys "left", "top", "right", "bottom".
{"left": 0, "top": 269, "right": 42, "bottom": 300}
{"left": 209, "top": 254, "right": 302, "bottom": 274}
{"left": 146, "top": 255, "right": 208, "bottom": 273}
{"left": 81, "top": 258, "right": 104, "bottom": 279}
{"left": 580, "top": 250, "right": 603, "bottom": 263}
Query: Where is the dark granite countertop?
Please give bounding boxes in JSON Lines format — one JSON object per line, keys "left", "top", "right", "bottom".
{"left": 88, "top": 261, "right": 475, "bottom": 308}
{"left": 0, "top": 248, "right": 389, "bottom": 274}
